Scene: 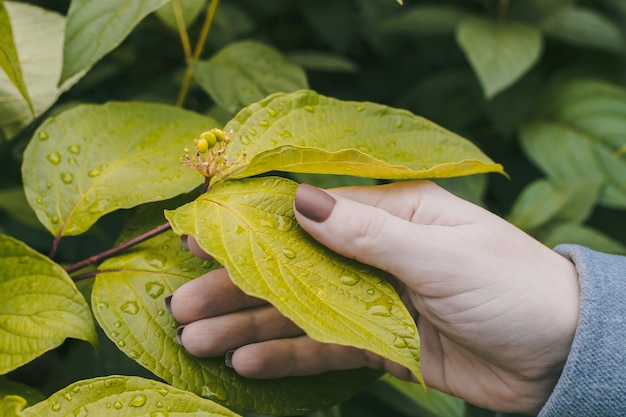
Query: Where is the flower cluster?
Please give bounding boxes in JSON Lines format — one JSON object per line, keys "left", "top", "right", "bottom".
{"left": 180, "top": 128, "right": 246, "bottom": 178}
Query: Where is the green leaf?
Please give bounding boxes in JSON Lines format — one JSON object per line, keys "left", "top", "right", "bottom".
{"left": 370, "top": 375, "right": 464, "bottom": 417}
{"left": 507, "top": 179, "right": 602, "bottom": 231}
{"left": 21, "top": 376, "right": 242, "bottom": 417}
{"left": 0, "top": 377, "right": 44, "bottom": 407}
{"left": 192, "top": 40, "right": 308, "bottom": 112}
{"left": 520, "top": 79, "right": 626, "bottom": 208}
{"left": 0, "top": 234, "right": 97, "bottom": 374}
{"left": 93, "top": 202, "right": 381, "bottom": 415}
{"left": 379, "top": 5, "right": 466, "bottom": 36}
{"left": 61, "top": 0, "right": 170, "bottom": 84}
{"left": 0, "top": 2, "right": 65, "bottom": 139}
{"left": 543, "top": 6, "right": 625, "bottom": 52}
{"left": 0, "top": 187, "right": 42, "bottom": 228}
{"left": 456, "top": 16, "right": 543, "bottom": 98}
{"left": 214, "top": 90, "right": 504, "bottom": 182}
{"left": 286, "top": 51, "right": 358, "bottom": 73}
{"left": 0, "top": 395, "right": 26, "bottom": 417}
{"left": 0, "top": 0, "right": 34, "bottom": 114}
{"left": 166, "top": 177, "right": 424, "bottom": 383}
{"left": 156, "top": 0, "right": 207, "bottom": 30}
{"left": 537, "top": 223, "right": 626, "bottom": 254}
{"left": 22, "top": 102, "right": 215, "bottom": 237}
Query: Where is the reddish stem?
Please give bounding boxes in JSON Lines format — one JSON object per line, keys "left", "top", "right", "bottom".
{"left": 64, "top": 222, "right": 172, "bottom": 274}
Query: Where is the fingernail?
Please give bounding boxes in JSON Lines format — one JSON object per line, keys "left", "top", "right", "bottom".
{"left": 180, "top": 235, "right": 189, "bottom": 250}
{"left": 176, "top": 326, "right": 184, "bottom": 345}
{"left": 225, "top": 350, "right": 234, "bottom": 368}
{"left": 294, "top": 184, "right": 336, "bottom": 223}
{"left": 164, "top": 294, "right": 173, "bottom": 315}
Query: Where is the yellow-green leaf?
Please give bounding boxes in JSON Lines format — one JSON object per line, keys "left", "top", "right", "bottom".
{"left": 21, "top": 376, "right": 242, "bottom": 417}
{"left": 213, "top": 90, "right": 504, "bottom": 183}
{"left": 93, "top": 202, "right": 381, "bottom": 415}
{"left": 192, "top": 41, "right": 308, "bottom": 113}
{"left": 0, "top": 234, "right": 97, "bottom": 374}
{"left": 166, "top": 177, "right": 424, "bottom": 383}
{"left": 0, "top": 377, "right": 44, "bottom": 407}
{"left": 22, "top": 102, "right": 215, "bottom": 237}
{"left": 0, "top": 2, "right": 65, "bottom": 139}
{"left": 0, "top": 395, "right": 26, "bottom": 417}
{"left": 0, "top": 0, "right": 34, "bottom": 114}
{"left": 456, "top": 16, "right": 542, "bottom": 98}
{"left": 61, "top": 0, "right": 170, "bottom": 84}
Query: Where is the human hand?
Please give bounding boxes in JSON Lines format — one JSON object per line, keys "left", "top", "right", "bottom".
{"left": 167, "top": 181, "right": 579, "bottom": 415}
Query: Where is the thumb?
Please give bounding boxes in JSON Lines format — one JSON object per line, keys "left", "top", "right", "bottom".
{"left": 293, "top": 183, "right": 452, "bottom": 281}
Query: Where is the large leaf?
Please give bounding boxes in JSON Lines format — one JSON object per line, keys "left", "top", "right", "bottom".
{"left": 0, "top": 377, "right": 44, "bottom": 407}
{"left": 212, "top": 90, "right": 504, "bottom": 183}
{"left": 543, "top": 6, "right": 625, "bottom": 52}
{"left": 156, "top": 0, "right": 207, "bottom": 30}
{"left": 93, "top": 203, "right": 381, "bottom": 415}
{"left": 0, "top": 234, "right": 97, "bottom": 374}
{"left": 192, "top": 41, "right": 308, "bottom": 113}
{"left": 21, "top": 376, "right": 242, "bottom": 417}
{"left": 166, "top": 177, "right": 423, "bottom": 383}
{"left": 61, "top": 0, "right": 169, "bottom": 84}
{"left": 0, "top": 395, "right": 26, "bottom": 417}
{"left": 0, "top": 0, "right": 34, "bottom": 114}
{"left": 0, "top": 2, "right": 65, "bottom": 139}
{"left": 379, "top": 5, "right": 467, "bottom": 36}
{"left": 520, "top": 79, "right": 626, "bottom": 208}
{"left": 507, "top": 179, "right": 602, "bottom": 232}
{"left": 456, "top": 16, "right": 543, "bottom": 98}
{"left": 22, "top": 102, "right": 215, "bottom": 237}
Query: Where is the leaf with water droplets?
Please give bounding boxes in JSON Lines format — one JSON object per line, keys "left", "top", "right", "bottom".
{"left": 166, "top": 177, "right": 423, "bottom": 383}
{"left": 22, "top": 102, "right": 218, "bottom": 237}
{"left": 0, "top": 234, "right": 97, "bottom": 374}
{"left": 21, "top": 375, "right": 241, "bottom": 417}
{"left": 93, "top": 200, "right": 381, "bottom": 415}
{"left": 212, "top": 90, "right": 504, "bottom": 184}
{"left": 192, "top": 40, "right": 308, "bottom": 113}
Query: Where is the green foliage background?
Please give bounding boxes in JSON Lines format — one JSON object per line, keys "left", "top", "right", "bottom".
{"left": 1, "top": 0, "right": 625, "bottom": 416}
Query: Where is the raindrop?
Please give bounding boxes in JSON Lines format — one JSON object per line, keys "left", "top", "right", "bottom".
{"left": 46, "top": 182, "right": 53, "bottom": 189}
{"left": 248, "top": 127, "right": 257, "bottom": 136}
{"left": 63, "top": 392, "right": 72, "bottom": 401}
{"left": 366, "top": 288, "right": 375, "bottom": 295}
{"left": 36, "top": 198, "right": 43, "bottom": 205}
{"left": 51, "top": 402, "right": 61, "bottom": 412}
{"left": 155, "top": 388, "right": 169, "bottom": 396}
{"left": 68, "top": 144, "right": 81, "bottom": 154}
{"left": 72, "top": 386, "right": 80, "bottom": 393}
{"left": 68, "top": 157, "right": 78, "bottom": 167}
{"left": 156, "top": 401, "right": 163, "bottom": 408}
{"left": 46, "top": 152, "right": 61, "bottom": 165}
{"left": 304, "top": 105, "right": 315, "bottom": 113}
{"left": 88, "top": 199, "right": 107, "bottom": 215}
{"left": 73, "top": 406, "right": 89, "bottom": 417}
{"left": 393, "top": 337, "right": 407, "bottom": 348}
{"left": 113, "top": 401, "right": 123, "bottom": 410}
{"left": 356, "top": 105, "right": 366, "bottom": 112}
{"left": 113, "top": 321, "right": 122, "bottom": 328}
{"left": 146, "top": 254, "right": 166, "bottom": 270}
{"left": 130, "top": 393, "right": 146, "bottom": 407}
{"left": 340, "top": 275, "right": 359, "bottom": 286}
{"left": 51, "top": 216, "right": 60, "bottom": 224}
{"left": 367, "top": 304, "right": 391, "bottom": 317}
{"left": 240, "top": 135, "right": 252, "bottom": 145}
{"left": 157, "top": 309, "right": 165, "bottom": 316}
{"left": 278, "top": 130, "right": 292, "bottom": 139}
{"left": 259, "top": 120, "right": 269, "bottom": 127}
{"left": 88, "top": 167, "right": 102, "bottom": 178}
{"left": 117, "top": 340, "right": 126, "bottom": 347}
{"left": 282, "top": 248, "right": 297, "bottom": 259}
{"left": 104, "top": 379, "right": 114, "bottom": 388}
{"left": 38, "top": 131, "right": 49, "bottom": 141}
{"left": 146, "top": 281, "right": 165, "bottom": 298}
{"left": 120, "top": 300, "right": 140, "bottom": 315}
{"left": 267, "top": 108, "right": 277, "bottom": 117}
{"left": 202, "top": 384, "right": 228, "bottom": 401}
{"left": 97, "top": 302, "right": 109, "bottom": 310}
{"left": 60, "top": 172, "right": 74, "bottom": 184}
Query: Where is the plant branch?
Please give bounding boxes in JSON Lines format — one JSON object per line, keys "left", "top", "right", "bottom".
{"left": 71, "top": 270, "right": 101, "bottom": 282}
{"left": 49, "top": 232, "right": 62, "bottom": 259}
{"left": 497, "top": 0, "right": 509, "bottom": 26}
{"left": 175, "top": 0, "right": 220, "bottom": 107}
{"left": 171, "top": 0, "right": 192, "bottom": 60}
{"left": 64, "top": 222, "right": 172, "bottom": 274}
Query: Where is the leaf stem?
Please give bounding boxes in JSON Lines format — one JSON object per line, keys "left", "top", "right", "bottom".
{"left": 64, "top": 222, "right": 172, "bottom": 274}
{"left": 174, "top": 0, "right": 220, "bottom": 107}
{"left": 497, "top": 0, "right": 509, "bottom": 26}
{"left": 49, "top": 233, "right": 62, "bottom": 259}
{"left": 171, "top": 0, "right": 193, "bottom": 60}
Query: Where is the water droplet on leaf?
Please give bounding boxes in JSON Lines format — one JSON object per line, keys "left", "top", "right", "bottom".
{"left": 38, "top": 131, "right": 49, "bottom": 141}
{"left": 267, "top": 108, "right": 277, "bottom": 117}
{"left": 130, "top": 394, "right": 146, "bottom": 407}
{"left": 113, "top": 401, "right": 123, "bottom": 410}
{"left": 146, "top": 281, "right": 165, "bottom": 298}
{"left": 88, "top": 167, "right": 102, "bottom": 177}
{"left": 120, "top": 300, "right": 140, "bottom": 315}
{"left": 46, "top": 152, "right": 61, "bottom": 165}
{"left": 340, "top": 275, "right": 359, "bottom": 286}
{"left": 68, "top": 144, "right": 81, "bottom": 154}
{"left": 304, "top": 105, "right": 315, "bottom": 113}
{"left": 60, "top": 172, "right": 74, "bottom": 184}
{"left": 282, "top": 248, "right": 297, "bottom": 259}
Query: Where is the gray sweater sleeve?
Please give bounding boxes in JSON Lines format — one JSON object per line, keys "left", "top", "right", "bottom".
{"left": 538, "top": 244, "right": 626, "bottom": 417}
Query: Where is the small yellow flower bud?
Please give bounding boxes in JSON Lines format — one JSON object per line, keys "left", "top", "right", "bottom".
{"left": 210, "top": 128, "right": 226, "bottom": 142}
{"left": 200, "top": 131, "right": 217, "bottom": 147}
{"left": 196, "top": 137, "right": 210, "bottom": 153}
